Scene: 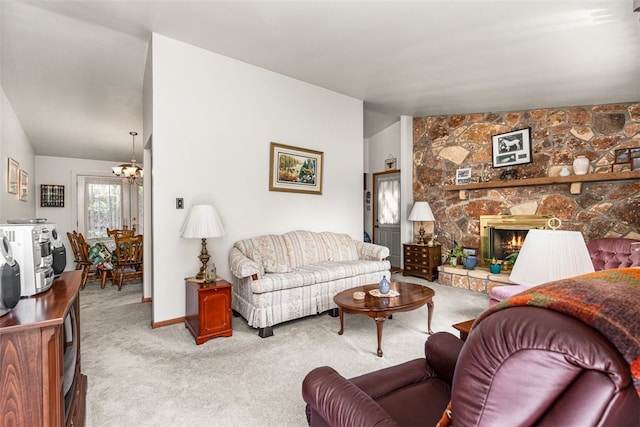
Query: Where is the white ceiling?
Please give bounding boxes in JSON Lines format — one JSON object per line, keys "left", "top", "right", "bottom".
{"left": 1, "top": 0, "right": 639, "bottom": 162}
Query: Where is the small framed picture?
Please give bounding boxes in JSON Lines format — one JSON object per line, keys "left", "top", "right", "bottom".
{"left": 385, "top": 155, "right": 397, "bottom": 170}
{"left": 633, "top": 158, "right": 640, "bottom": 171}
{"left": 19, "top": 169, "right": 28, "bottom": 201}
{"left": 455, "top": 168, "right": 472, "bottom": 185}
{"left": 612, "top": 163, "right": 631, "bottom": 173}
{"left": 630, "top": 147, "right": 640, "bottom": 159}
{"left": 7, "top": 158, "right": 19, "bottom": 194}
{"left": 463, "top": 247, "right": 477, "bottom": 256}
{"left": 614, "top": 148, "right": 630, "bottom": 164}
{"left": 492, "top": 128, "right": 532, "bottom": 168}
{"left": 594, "top": 164, "right": 613, "bottom": 174}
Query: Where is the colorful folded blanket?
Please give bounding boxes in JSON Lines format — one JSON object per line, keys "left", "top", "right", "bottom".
{"left": 88, "top": 242, "right": 114, "bottom": 271}
{"left": 476, "top": 268, "right": 640, "bottom": 396}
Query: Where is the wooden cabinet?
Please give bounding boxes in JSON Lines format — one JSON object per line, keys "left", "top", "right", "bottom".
{"left": 185, "top": 278, "right": 233, "bottom": 345}
{"left": 0, "top": 270, "right": 86, "bottom": 427}
{"left": 403, "top": 244, "right": 441, "bottom": 281}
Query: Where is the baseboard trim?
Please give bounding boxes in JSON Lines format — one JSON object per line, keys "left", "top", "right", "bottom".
{"left": 152, "top": 317, "right": 185, "bottom": 329}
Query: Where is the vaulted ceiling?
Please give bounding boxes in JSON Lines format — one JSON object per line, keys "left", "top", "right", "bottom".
{"left": 1, "top": 1, "right": 639, "bottom": 162}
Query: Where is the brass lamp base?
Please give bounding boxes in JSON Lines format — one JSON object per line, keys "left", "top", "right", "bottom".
{"left": 416, "top": 226, "right": 426, "bottom": 245}
{"left": 195, "top": 238, "right": 210, "bottom": 280}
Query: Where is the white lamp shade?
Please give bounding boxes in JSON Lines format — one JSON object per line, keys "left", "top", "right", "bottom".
{"left": 509, "top": 229, "right": 594, "bottom": 287}
{"left": 408, "top": 202, "right": 435, "bottom": 222}
{"left": 180, "top": 204, "right": 225, "bottom": 239}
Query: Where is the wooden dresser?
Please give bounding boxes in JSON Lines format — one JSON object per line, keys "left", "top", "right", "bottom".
{"left": 403, "top": 243, "right": 441, "bottom": 281}
{"left": 0, "top": 270, "right": 86, "bottom": 426}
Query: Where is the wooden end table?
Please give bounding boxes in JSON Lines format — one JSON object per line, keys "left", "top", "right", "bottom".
{"left": 452, "top": 318, "right": 475, "bottom": 341}
{"left": 333, "top": 281, "right": 435, "bottom": 357}
{"left": 185, "top": 277, "right": 233, "bottom": 344}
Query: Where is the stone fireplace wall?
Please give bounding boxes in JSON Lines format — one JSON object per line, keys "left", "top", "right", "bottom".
{"left": 413, "top": 102, "right": 640, "bottom": 256}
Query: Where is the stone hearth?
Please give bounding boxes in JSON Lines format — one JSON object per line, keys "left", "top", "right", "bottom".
{"left": 437, "top": 264, "right": 515, "bottom": 294}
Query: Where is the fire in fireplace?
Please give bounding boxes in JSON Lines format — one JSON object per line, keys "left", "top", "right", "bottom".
{"left": 480, "top": 215, "right": 552, "bottom": 265}
{"left": 490, "top": 229, "right": 526, "bottom": 259}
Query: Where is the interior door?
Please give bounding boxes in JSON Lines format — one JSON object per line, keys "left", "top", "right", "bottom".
{"left": 373, "top": 171, "right": 401, "bottom": 268}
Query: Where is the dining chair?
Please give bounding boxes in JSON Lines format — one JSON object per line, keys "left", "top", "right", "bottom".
{"left": 75, "top": 232, "right": 110, "bottom": 289}
{"left": 106, "top": 227, "right": 136, "bottom": 238}
{"left": 66, "top": 231, "right": 83, "bottom": 270}
{"left": 112, "top": 234, "right": 143, "bottom": 291}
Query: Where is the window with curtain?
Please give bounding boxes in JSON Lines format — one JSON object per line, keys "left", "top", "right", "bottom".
{"left": 377, "top": 175, "right": 400, "bottom": 226}
{"left": 77, "top": 175, "right": 143, "bottom": 240}
{"left": 83, "top": 177, "right": 124, "bottom": 239}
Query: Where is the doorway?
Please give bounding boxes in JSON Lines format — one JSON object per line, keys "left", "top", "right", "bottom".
{"left": 373, "top": 170, "right": 401, "bottom": 268}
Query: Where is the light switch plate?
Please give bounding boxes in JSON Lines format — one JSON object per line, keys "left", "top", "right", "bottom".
{"left": 176, "top": 198, "right": 184, "bottom": 209}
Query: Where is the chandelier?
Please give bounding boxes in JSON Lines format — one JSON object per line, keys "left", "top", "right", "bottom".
{"left": 112, "top": 131, "right": 143, "bottom": 185}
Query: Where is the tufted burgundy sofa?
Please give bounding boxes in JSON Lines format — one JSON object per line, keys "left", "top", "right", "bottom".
{"left": 586, "top": 237, "right": 640, "bottom": 270}
{"left": 489, "top": 237, "right": 640, "bottom": 306}
{"left": 302, "top": 306, "right": 640, "bottom": 426}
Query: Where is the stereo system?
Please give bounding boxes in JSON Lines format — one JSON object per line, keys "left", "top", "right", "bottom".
{"left": 1, "top": 222, "right": 55, "bottom": 297}
{"left": 0, "top": 228, "right": 21, "bottom": 316}
{"left": 42, "top": 223, "right": 67, "bottom": 275}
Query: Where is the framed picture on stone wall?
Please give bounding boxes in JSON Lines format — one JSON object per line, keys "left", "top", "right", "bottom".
{"left": 491, "top": 128, "right": 532, "bottom": 168}
{"left": 614, "top": 148, "right": 630, "bottom": 164}
{"left": 612, "top": 163, "right": 631, "bottom": 173}
{"left": 455, "top": 168, "right": 472, "bottom": 185}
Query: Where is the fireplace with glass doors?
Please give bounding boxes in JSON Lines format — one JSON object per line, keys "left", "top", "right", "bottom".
{"left": 479, "top": 215, "right": 551, "bottom": 266}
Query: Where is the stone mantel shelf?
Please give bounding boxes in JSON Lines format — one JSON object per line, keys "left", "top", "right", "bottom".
{"left": 445, "top": 170, "right": 640, "bottom": 199}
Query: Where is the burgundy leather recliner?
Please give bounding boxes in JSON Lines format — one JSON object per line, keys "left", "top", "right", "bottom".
{"left": 302, "top": 306, "right": 640, "bottom": 426}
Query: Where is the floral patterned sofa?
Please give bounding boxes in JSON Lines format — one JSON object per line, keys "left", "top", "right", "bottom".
{"left": 229, "top": 230, "right": 391, "bottom": 337}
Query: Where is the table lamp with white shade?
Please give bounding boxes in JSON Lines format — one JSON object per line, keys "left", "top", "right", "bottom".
{"left": 181, "top": 204, "right": 225, "bottom": 280}
{"left": 408, "top": 201, "right": 436, "bottom": 246}
{"left": 509, "top": 219, "right": 594, "bottom": 287}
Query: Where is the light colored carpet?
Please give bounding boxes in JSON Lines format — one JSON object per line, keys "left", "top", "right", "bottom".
{"left": 80, "top": 274, "right": 489, "bottom": 426}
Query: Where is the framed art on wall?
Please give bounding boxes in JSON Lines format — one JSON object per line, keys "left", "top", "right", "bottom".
{"left": 41, "top": 184, "right": 65, "bottom": 207}
{"left": 7, "top": 158, "right": 19, "bottom": 194}
{"left": 491, "top": 128, "right": 532, "bottom": 168}
{"left": 614, "top": 148, "right": 630, "bottom": 164}
{"left": 269, "top": 142, "right": 323, "bottom": 194}
{"left": 19, "top": 169, "right": 28, "bottom": 201}
{"left": 612, "top": 163, "right": 631, "bottom": 173}
{"left": 455, "top": 168, "right": 471, "bottom": 185}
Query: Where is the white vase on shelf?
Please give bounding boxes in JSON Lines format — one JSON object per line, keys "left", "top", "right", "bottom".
{"left": 573, "top": 156, "right": 590, "bottom": 175}
{"left": 559, "top": 166, "right": 571, "bottom": 177}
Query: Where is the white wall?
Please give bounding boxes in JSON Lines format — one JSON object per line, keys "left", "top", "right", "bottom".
{"left": 363, "top": 120, "right": 400, "bottom": 239}
{"left": 34, "top": 155, "right": 124, "bottom": 270}
{"left": 1, "top": 87, "right": 35, "bottom": 222}
{"left": 149, "top": 34, "right": 364, "bottom": 324}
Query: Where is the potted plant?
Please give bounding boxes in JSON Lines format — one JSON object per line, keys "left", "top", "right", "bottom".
{"left": 505, "top": 252, "right": 518, "bottom": 266}
{"left": 503, "top": 252, "right": 519, "bottom": 272}
{"left": 446, "top": 242, "right": 466, "bottom": 267}
{"left": 463, "top": 254, "right": 478, "bottom": 270}
{"left": 489, "top": 256, "right": 502, "bottom": 274}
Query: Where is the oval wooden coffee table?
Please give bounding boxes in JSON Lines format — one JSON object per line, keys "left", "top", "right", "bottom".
{"left": 333, "top": 281, "right": 435, "bottom": 357}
